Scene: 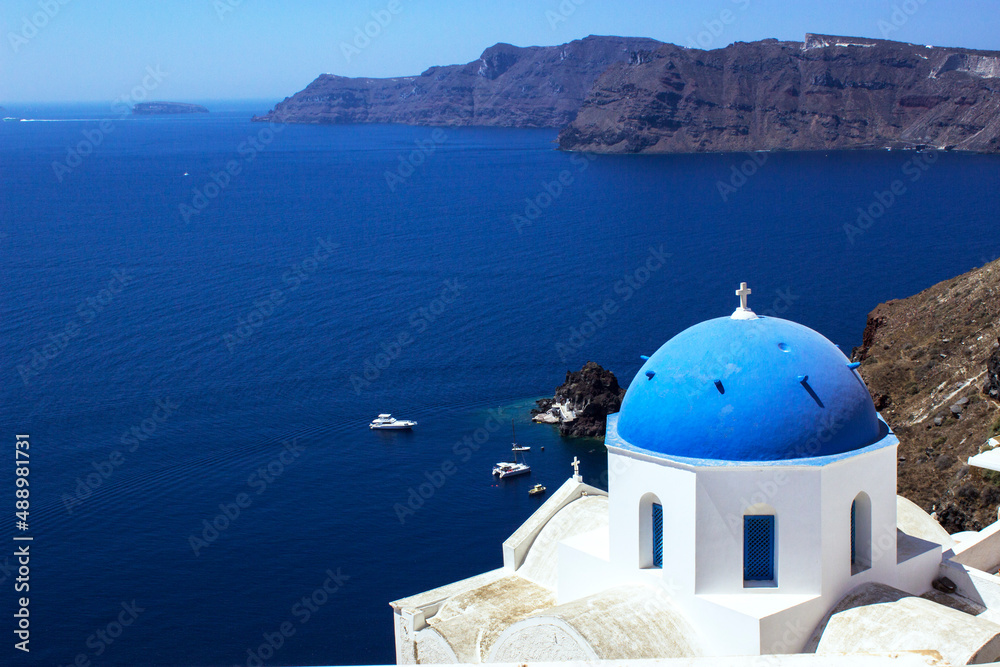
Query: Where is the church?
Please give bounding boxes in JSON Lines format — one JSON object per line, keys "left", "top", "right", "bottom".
{"left": 391, "top": 284, "right": 1000, "bottom": 665}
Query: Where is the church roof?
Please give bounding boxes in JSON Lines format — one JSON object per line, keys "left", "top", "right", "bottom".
{"left": 808, "top": 583, "right": 1000, "bottom": 664}
{"left": 489, "top": 584, "right": 702, "bottom": 661}
{"left": 616, "top": 307, "right": 884, "bottom": 463}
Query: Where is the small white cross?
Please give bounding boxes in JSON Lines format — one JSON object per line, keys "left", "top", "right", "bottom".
{"left": 736, "top": 282, "right": 752, "bottom": 310}
{"left": 571, "top": 456, "right": 581, "bottom": 480}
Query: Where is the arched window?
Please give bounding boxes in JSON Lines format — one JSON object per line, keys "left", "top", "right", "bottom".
{"left": 851, "top": 492, "right": 872, "bottom": 574}
{"left": 639, "top": 493, "right": 663, "bottom": 569}
{"left": 744, "top": 514, "right": 776, "bottom": 585}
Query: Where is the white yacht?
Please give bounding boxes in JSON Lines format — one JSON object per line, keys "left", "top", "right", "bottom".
{"left": 493, "top": 422, "right": 530, "bottom": 478}
{"left": 369, "top": 414, "right": 417, "bottom": 430}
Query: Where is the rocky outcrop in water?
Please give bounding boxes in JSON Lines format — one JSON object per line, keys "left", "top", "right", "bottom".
{"left": 132, "top": 102, "right": 208, "bottom": 115}
{"left": 532, "top": 362, "right": 625, "bottom": 438}
{"left": 253, "top": 35, "right": 662, "bottom": 128}
{"left": 559, "top": 33, "right": 1000, "bottom": 154}
{"left": 852, "top": 258, "right": 1000, "bottom": 532}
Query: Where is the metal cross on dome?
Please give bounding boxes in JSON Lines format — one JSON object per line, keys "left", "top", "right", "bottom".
{"left": 571, "top": 456, "right": 581, "bottom": 479}
{"left": 736, "top": 282, "right": 752, "bottom": 310}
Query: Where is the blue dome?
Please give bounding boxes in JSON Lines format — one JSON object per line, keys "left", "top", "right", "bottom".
{"left": 616, "top": 316, "right": 881, "bottom": 462}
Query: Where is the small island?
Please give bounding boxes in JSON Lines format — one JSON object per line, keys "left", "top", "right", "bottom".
{"left": 132, "top": 102, "right": 208, "bottom": 115}
{"left": 532, "top": 361, "right": 625, "bottom": 437}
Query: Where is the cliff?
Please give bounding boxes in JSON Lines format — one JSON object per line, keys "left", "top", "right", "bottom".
{"left": 559, "top": 33, "right": 1000, "bottom": 153}
{"left": 132, "top": 102, "right": 208, "bottom": 115}
{"left": 532, "top": 362, "right": 626, "bottom": 438}
{"left": 253, "top": 35, "right": 662, "bottom": 128}
{"left": 853, "top": 259, "right": 1000, "bottom": 532}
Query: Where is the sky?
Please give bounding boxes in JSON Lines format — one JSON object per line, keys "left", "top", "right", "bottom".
{"left": 2, "top": 0, "right": 999, "bottom": 103}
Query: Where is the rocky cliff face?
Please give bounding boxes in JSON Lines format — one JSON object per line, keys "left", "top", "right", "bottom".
{"left": 532, "top": 362, "right": 625, "bottom": 438}
{"left": 987, "top": 347, "right": 1000, "bottom": 401}
{"left": 254, "top": 35, "right": 662, "bottom": 127}
{"left": 559, "top": 34, "right": 1000, "bottom": 153}
{"left": 852, "top": 259, "right": 1000, "bottom": 532}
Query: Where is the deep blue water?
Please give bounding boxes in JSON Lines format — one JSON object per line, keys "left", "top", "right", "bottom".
{"left": 1, "top": 101, "right": 999, "bottom": 666}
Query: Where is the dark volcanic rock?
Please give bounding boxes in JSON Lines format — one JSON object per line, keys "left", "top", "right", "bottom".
{"left": 532, "top": 362, "right": 625, "bottom": 438}
{"left": 986, "top": 342, "right": 1000, "bottom": 400}
{"left": 852, "top": 258, "right": 1000, "bottom": 533}
{"left": 559, "top": 33, "right": 1000, "bottom": 153}
{"left": 254, "top": 35, "right": 662, "bottom": 128}
{"left": 132, "top": 102, "right": 208, "bottom": 115}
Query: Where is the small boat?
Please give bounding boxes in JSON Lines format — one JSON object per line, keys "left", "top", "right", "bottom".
{"left": 528, "top": 484, "right": 546, "bottom": 496}
{"left": 493, "top": 422, "right": 530, "bottom": 478}
{"left": 512, "top": 445, "right": 530, "bottom": 452}
{"left": 370, "top": 414, "right": 417, "bottom": 430}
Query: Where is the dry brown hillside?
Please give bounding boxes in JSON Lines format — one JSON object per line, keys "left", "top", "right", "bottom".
{"left": 853, "top": 258, "right": 1000, "bottom": 532}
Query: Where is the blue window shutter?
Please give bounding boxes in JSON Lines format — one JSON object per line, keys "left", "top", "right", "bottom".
{"left": 744, "top": 515, "right": 775, "bottom": 581}
{"left": 652, "top": 503, "right": 663, "bottom": 568}
{"left": 851, "top": 501, "right": 857, "bottom": 565}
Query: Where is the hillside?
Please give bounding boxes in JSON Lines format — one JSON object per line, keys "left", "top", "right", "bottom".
{"left": 853, "top": 258, "right": 1000, "bottom": 531}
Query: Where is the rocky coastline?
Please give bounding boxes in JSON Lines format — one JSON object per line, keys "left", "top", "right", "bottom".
{"left": 531, "top": 361, "right": 625, "bottom": 438}
{"left": 259, "top": 32, "right": 1000, "bottom": 154}
{"left": 253, "top": 35, "right": 661, "bottom": 128}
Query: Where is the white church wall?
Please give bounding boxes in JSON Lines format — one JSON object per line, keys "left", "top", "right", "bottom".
{"left": 693, "top": 465, "right": 823, "bottom": 595}
{"left": 951, "top": 520, "right": 1000, "bottom": 572}
{"left": 942, "top": 559, "right": 1000, "bottom": 609}
{"left": 557, "top": 527, "right": 620, "bottom": 603}
{"left": 607, "top": 452, "right": 698, "bottom": 593}
{"left": 759, "top": 595, "right": 832, "bottom": 654}
{"left": 503, "top": 479, "right": 607, "bottom": 571}
{"left": 680, "top": 593, "right": 767, "bottom": 655}
{"left": 818, "top": 444, "right": 901, "bottom": 600}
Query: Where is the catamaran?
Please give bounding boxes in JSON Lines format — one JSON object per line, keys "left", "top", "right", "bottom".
{"left": 493, "top": 422, "right": 530, "bottom": 478}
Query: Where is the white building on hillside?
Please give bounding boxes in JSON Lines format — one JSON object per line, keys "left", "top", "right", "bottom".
{"left": 391, "top": 284, "right": 1000, "bottom": 665}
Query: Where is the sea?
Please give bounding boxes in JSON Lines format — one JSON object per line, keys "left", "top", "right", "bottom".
{"left": 1, "top": 100, "right": 999, "bottom": 666}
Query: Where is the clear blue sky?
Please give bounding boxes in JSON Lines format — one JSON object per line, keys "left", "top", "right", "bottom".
{"left": 2, "top": 0, "right": 998, "bottom": 103}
